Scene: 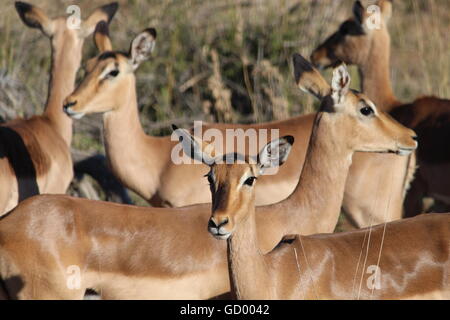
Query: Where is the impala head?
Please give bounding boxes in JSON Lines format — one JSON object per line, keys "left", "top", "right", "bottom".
{"left": 63, "top": 22, "right": 156, "bottom": 119}
{"left": 293, "top": 53, "right": 417, "bottom": 154}
{"left": 310, "top": 0, "right": 392, "bottom": 69}
{"left": 172, "top": 125, "right": 294, "bottom": 240}
{"left": 15, "top": 1, "right": 118, "bottom": 61}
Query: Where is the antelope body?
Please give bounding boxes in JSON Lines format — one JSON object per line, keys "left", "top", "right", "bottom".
{"left": 311, "top": 0, "right": 450, "bottom": 218}
{"left": 0, "top": 2, "right": 118, "bottom": 215}
{"left": 203, "top": 59, "right": 448, "bottom": 301}
{"left": 64, "top": 18, "right": 412, "bottom": 229}
{"left": 222, "top": 206, "right": 449, "bottom": 299}
{"left": 0, "top": 53, "right": 416, "bottom": 300}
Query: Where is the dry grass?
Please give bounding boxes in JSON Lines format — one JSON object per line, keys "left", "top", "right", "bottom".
{"left": 0, "top": 0, "right": 448, "bottom": 205}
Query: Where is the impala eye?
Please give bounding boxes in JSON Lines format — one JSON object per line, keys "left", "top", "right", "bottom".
{"left": 360, "top": 106, "right": 374, "bottom": 116}
{"left": 244, "top": 177, "right": 256, "bottom": 187}
{"left": 106, "top": 69, "right": 119, "bottom": 79}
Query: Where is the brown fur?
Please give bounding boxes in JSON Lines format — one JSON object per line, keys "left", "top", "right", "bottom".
{"left": 206, "top": 60, "right": 448, "bottom": 300}
{"left": 228, "top": 208, "right": 449, "bottom": 299}
{"left": 0, "top": 58, "right": 417, "bottom": 300}
{"left": 311, "top": 0, "right": 450, "bottom": 218}
{"left": 64, "top": 25, "right": 412, "bottom": 236}
{"left": 0, "top": 2, "right": 118, "bottom": 215}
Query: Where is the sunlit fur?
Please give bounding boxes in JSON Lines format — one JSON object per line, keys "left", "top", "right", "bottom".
{"left": 64, "top": 21, "right": 412, "bottom": 239}
{"left": 310, "top": 0, "right": 414, "bottom": 227}
{"left": 0, "top": 56, "right": 419, "bottom": 300}
{"left": 210, "top": 162, "right": 449, "bottom": 299}
{"left": 311, "top": 0, "right": 450, "bottom": 221}
{"left": 206, "top": 66, "right": 448, "bottom": 301}
{"left": 0, "top": 2, "right": 117, "bottom": 215}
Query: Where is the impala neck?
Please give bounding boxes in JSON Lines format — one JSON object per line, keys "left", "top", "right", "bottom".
{"left": 43, "top": 33, "right": 82, "bottom": 146}
{"left": 102, "top": 77, "right": 163, "bottom": 199}
{"left": 358, "top": 29, "right": 400, "bottom": 112}
{"left": 281, "top": 112, "right": 353, "bottom": 234}
{"left": 228, "top": 203, "right": 273, "bottom": 299}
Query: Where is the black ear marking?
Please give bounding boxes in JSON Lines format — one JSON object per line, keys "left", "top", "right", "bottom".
{"left": 15, "top": 1, "right": 32, "bottom": 14}
{"left": 15, "top": 1, "right": 41, "bottom": 29}
{"left": 144, "top": 28, "right": 157, "bottom": 39}
{"left": 99, "top": 2, "right": 119, "bottom": 23}
{"left": 293, "top": 53, "right": 313, "bottom": 84}
{"left": 340, "top": 20, "right": 365, "bottom": 36}
{"left": 353, "top": 1, "right": 365, "bottom": 25}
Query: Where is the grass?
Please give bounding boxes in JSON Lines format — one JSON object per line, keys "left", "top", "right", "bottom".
{"left": 1, "top": 0, "right": 449, "bottom": 128}
{"left": 0, "top": 0, "right": 449, "bottom": 211}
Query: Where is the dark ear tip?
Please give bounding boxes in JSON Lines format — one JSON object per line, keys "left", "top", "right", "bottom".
{"left": 292, "top": 53, "right": 313, "bottom": 82}
{"left": 293, "top": 54, "right": 312, "bottom": 67}
{"left": 144, "top": 28, "right": 157, "bottom": 39}
{"left": 101, "top": 2, "right": 119, "bottom": 22}
{"left": 353, "top": 0, "right": 364, "bottom": 12}
{"left": 284, "top": 135, "right": 295, "bottom": 145}
{"left": 95, "top": 20, "right": 109, "bottom": 36}
{"left": 15, "top": 1, "right": 32, "bottom": 13}
{"left": 15, "top": 1, "right": 42, "bottom": 29}
{"left": 292, "top": 53, "right": 305, "bottom": 65}
{"left": 171, "top": 124, "right": 179, "bottom": 131}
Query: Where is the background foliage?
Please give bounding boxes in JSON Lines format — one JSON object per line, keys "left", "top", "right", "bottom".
{"left": 0, "top": 0, "right": 449, "bottom": 214}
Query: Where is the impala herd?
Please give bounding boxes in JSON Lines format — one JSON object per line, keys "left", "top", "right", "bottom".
{"left": 0, "top": 0, "right": 448, "bottom": 300}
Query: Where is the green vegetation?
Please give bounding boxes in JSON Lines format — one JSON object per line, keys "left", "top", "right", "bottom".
{"left": 0, "top": 0, "right": 448, "bottom": 216}
{"left": 1, "top": 0, "right": 449, "bottom": 134}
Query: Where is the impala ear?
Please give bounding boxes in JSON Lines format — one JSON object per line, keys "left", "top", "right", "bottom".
{"left": 94, "top": 21, "right": 113, "bottom": 52}
{"left": 257, "top": 136, "right": 294, "bottom": 174}
{"left": 128, "top": 28, "right": 157, "bottom": 70}
{"left": 330, "top": 63, "right": 351, "bottom": 105}
{"left": 353, "top": 1, "right": 365, "bottom": 25}
{"left": 293, "top": 53, "right": 330, "bottom": 100}
{"left": 81, "top": 2, "right": 119, "bottom": 38}
{"left": 15, "top": 1, "right": 55, "bottom": 36}
{"left": 172, "top": 125, "right": 216, "bottom": 165}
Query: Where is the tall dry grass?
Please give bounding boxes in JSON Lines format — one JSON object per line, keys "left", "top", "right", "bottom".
{"left": 0, "top": 0, "right": 448, "bottom": 205}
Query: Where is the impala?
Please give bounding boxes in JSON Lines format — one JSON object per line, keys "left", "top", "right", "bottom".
{"left": 201, "top": 63, "right": 449, "bottom": 301}
{"left": 311, "top": 0, "right": 450, "bottom": 218}
{"left": 0, "top": 53, "right": 416, "bottom": 299}
{"left": 0, "top": 2, "right": 118, "bottom": 215}
{"left": 64, "top": 20, "right": 411, "bottom": 229}
{"left": 206, "top": 134, "right": 449, "bottom": 299}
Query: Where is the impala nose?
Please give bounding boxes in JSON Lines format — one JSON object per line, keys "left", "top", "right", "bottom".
{"left": 63, "top": 100, "right": 77, "bottom": 114}
{"left": 208, "top": 217, "right": 229, "bottom": 229}
{"left": 208, "top": 217, "right": 230, "bottom": 239}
